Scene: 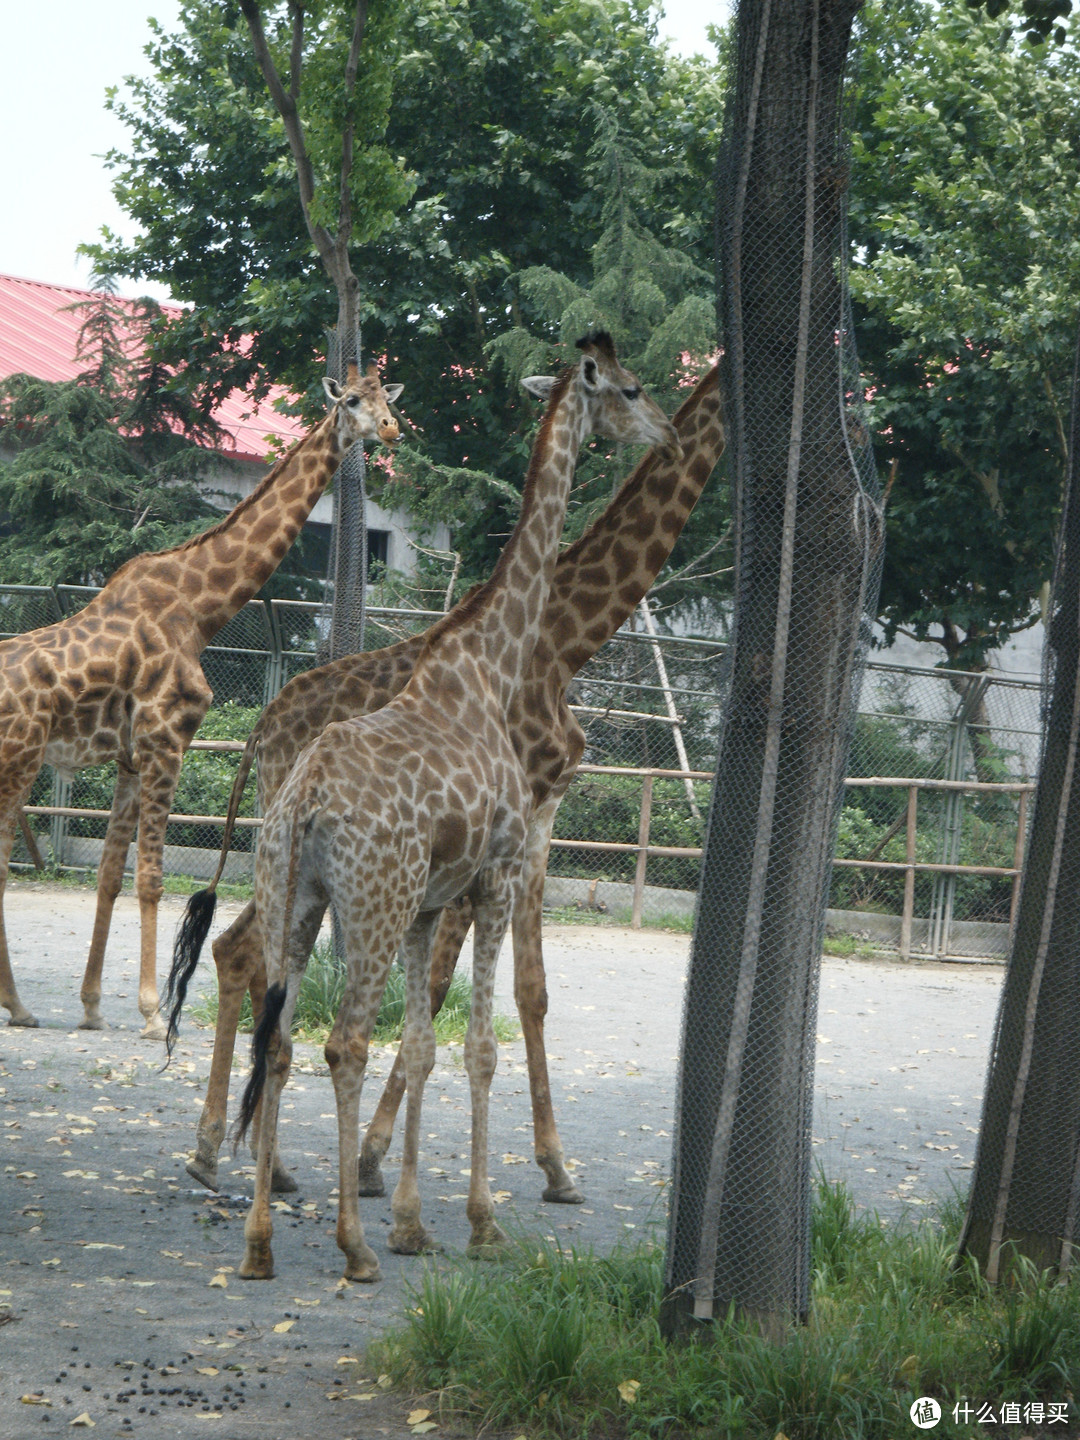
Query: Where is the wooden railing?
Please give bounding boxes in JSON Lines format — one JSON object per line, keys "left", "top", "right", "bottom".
{"left": 23, "top": 747, "right": 1035, "bottom": 945}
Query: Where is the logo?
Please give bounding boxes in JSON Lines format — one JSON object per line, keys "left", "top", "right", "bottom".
{"left": 910, "top": 1397, "right": 941, "bottom": 1429}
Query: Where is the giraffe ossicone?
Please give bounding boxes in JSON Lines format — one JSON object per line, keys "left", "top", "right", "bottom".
{"left": 0, "top": 360, "right": 402, "bottom": 1041}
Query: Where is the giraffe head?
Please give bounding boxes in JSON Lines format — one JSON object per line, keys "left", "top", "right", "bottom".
{"left": 322, "top": 361, "right": 403, "bottom": 450}
{"left": 522, "top": 331, "right": 682, "bottom": 461}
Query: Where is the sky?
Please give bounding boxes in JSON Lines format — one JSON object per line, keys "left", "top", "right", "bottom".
{"left": 0, "top": 0, "right": 720, "bottom": 304}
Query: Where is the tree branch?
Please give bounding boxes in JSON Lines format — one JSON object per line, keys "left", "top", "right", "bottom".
{"left": 338, "top": 1, "right": 369, "bottom": 257}
{"left": 239, "top": 0, "right": 336, "bottom": 273}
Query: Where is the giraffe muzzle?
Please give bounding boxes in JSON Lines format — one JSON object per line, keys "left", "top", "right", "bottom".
{"left": 379, "top": 421, "right": 401, "bottom": 447}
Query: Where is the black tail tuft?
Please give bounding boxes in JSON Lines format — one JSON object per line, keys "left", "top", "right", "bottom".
{"left": 164, "top": 888, "right": 219, "bottom": 1057}
{"left": 232, "top": 982, "right": 288, "bottom": 1152}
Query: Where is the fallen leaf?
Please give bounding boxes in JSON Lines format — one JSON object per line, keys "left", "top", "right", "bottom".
{"left": 194, "top": 1413, "right": 223, "bottom": 1420}
{"left": 273, "top": 1320, "right": 295, "bottom": 1333}
{"left": 412, "top": 1425, "right": 438, "bottom": 1435}
{"left": 407, "top": 1409, "right": 431, "bottom": 1424}
{"left": 160, "top": 1250, "right": 183, "bottom": 1259}
{"left": 196, "top": 1367, "right": 219, "bottom": 1377}
{"left": 20, "top": 1394, "right": 52, "bottom": 1405}
{"left": 82, "top": 1243, "right": 123, "bottom": 1251}
{"left": 618, "top": 1379, "right": 641, "bottom": 1405}
{"left": 336, "top": 1356, "right": 359, "bottom": 1366}
{"left": 293, "top": 1297, "right": 319, "bottom": 1307}
{"left": 69, "top": 1414, "right": 95, "bottom": 1428}
{"left": 42, "top": 1259, "right": 61, "bottom": 1268}
{"left": 208, "top": 1273, "right": 228, "bottom": 1289}
{"left": 377, "top": 1373, "right": 392, "bottom": 1389}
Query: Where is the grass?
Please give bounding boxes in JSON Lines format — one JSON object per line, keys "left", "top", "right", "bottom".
{"left": 370, "top": 1178, "right": 1080, "bottom": 1439}
{"left": 544, "top": 903, "right": 695, "bottom": 933}
{"left": 822, "top": 930, "right": 879, "bottom": 959}
{"left": 190, "top": 939, "right": 519, "bottom": 1047}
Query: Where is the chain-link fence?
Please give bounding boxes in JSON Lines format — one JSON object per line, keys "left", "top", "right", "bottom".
{"left": 4, "top": 581, "right": 1043, "bottom": 961}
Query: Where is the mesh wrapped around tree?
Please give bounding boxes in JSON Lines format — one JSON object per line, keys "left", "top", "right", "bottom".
{"left": 959, "top": 323, "right": 1080, "bottom": 1281}
{"left": 662, "top": 0, "right": 882, "bottom": 1333}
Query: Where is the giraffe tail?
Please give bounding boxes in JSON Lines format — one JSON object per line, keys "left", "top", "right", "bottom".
{"left": 232, "top": 980, "right": 287, "bottom": 1150}
{"left": 162, "top": 727, "right": 263, "bottom": 1056}
{"left": 163, "top": 888, "right": 218, "bottom": 1057}
{"left": 232, "top": 781, "right": 315, "bottom": 1150}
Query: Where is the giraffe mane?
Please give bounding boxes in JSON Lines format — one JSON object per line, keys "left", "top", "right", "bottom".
{"left": 417, "top": 364, "right": 577, "bottom": 651}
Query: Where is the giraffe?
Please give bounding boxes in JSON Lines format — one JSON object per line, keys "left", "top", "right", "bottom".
{"left": 168, "top": 363, "right": 723, "bottom": 1198}
{"left": 222, "top": 333, "right": 681, "bottom": 1280}
{"left": 0, "top": 362, "right": 402, "bottom": 1040}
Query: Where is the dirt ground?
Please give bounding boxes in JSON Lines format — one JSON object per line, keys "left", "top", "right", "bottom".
{"left": 0, "top": 878, "right": 1004, "bottom": 1439}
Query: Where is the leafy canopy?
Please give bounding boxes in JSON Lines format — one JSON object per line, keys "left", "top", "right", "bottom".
{"left": 849, "top": 0, "right": 1080, "bottom": 667}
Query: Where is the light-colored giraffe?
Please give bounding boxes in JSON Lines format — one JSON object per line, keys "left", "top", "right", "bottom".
{"left": 227, "top": 334, "right": 681, "bottom": 1280}
{"left": 167, "top": 364, "right": 723, "bottom": 1197}
{"left": 0, "top": 362, "right": 402, "bottom": 1040}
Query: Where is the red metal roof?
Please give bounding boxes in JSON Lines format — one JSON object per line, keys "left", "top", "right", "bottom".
{"left": 0, "top": 272, "right": 306, "bottom": 463}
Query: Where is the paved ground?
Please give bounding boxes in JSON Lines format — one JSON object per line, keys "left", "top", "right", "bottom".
{"left": 0, "top": 879, "right": 1004, "bottom": 1439}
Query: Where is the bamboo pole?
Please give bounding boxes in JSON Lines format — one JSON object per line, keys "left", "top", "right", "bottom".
{"left": 900, "top": 784, "right": 918, "bottom": 960}
{"left": 632, "top": 775, "right": 655, "bottom": 929}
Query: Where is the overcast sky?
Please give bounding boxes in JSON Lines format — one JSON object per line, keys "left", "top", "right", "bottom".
{"left": 1, "top": 1, "right": 720, "bottom": 303}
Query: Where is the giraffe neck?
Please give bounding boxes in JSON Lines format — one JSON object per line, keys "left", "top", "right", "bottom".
{"left": 542, "top": 366, "right": 724, "bottom": 685}
{"left": 166, "top": 415, "right": 343, "bottom": 640}
{"left": 429, "top": 372, "right": 586, "bottom": 713}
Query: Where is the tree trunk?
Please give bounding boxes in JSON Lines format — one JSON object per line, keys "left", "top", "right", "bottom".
{"left": 662, "top": 0, "right": 879, "bottom": 1336}
{"left": 959, "top": 324, "right": 1080, "bottom": 1281}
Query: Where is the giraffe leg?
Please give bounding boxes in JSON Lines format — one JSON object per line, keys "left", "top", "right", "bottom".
{"left": 132, "top": 743, "right": 187, "bottom": 1042}
{"left": 357, "top": 895, "right": 474, "bottom": 1197}
{"left": 514, "top": 798, "right": 583, "bottom": 1203}
{"left": 0, "top": 747, "right": 47, "bottom": 1028}
{"left": 245, "top": 932, "right": 301, "bottom": 1194}
{"left": 238, "top": 1004, "right": 293, "bottom": 1280}
{"left": 240, "top": 883, "right": 323, "bottom": 1279}
{"left": 0, "top": 803, "right": 36, "bottom": 1027}
{"left": 464, "top": 871, "right": 516, "bottom": 1256}
{"left": 187, "top": 902, "right": 261, "bottom": 1191}
{"left": 79, "top": 765, "right": 140, "bottom": 1030}
{"left": 388, "top": 912, "right": 442, "bottom": 1255}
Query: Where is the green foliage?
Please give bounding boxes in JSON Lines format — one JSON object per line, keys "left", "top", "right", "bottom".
{"left": 86, "top": 0, "right": 723, "bottom": 607}
{"left": 849, "top": 0, "right": 1080, "bottom": 667}
{"left": 549, "top": 774, "right": 707, "bottom": 890}
{"left": 374, "top": 1180, "right": 1080, "bottom": 1438}
{"left": 191, "top": 939, "right": 518, "bottom": 1045}
{"left": 0, "top": 362, "right": 217, "bottom": 587}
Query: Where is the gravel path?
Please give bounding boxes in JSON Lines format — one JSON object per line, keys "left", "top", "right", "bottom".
{"left": 0, "top": 878, "right": 1003, "bottom": 1438}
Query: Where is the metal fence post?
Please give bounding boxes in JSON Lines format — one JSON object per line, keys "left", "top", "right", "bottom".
{"left": 899, "top": 783, "right": 918, "bottom": 959}
{"left": 632, "top": 774, "right": 654, "bottom": 929}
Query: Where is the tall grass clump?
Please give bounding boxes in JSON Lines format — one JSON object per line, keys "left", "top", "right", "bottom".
{"left": 372, "top": 1179, "right": 1080, "bottom": 1439}
{"left": 190, "top": 939, "right": 517, "bottom": 1045}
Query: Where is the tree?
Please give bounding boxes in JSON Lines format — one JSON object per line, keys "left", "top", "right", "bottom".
{"left": 84, "top": 0, "right": 722, "bottom": 598}
{"left": 848, "top": 0, "right": 1080, "bottom": 677}
{"left": 0, "top": 287, "right": 323, "bottom": 597}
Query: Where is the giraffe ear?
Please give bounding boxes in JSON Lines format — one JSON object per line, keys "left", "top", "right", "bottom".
{"left": 580, "top": 354, "right": 600, "bottom": 390}
{"left": 381, "top": 383, "right": 404, "bottom": 404}
{"left": 521, "top": 375, "right": 557, "bottom": 400}
{"left": 323, "top": 377, "right": 344, "bottom": 404}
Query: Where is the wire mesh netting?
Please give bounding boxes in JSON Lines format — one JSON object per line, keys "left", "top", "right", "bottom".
{"left": 3, "top": 579, "right": 1042, "bottom": 954}
{"left": 958, "top": 325, "right": 1080, "bottom": 1280}
{"left": 663, "top": 0, "right": 883, "bottom": 1331}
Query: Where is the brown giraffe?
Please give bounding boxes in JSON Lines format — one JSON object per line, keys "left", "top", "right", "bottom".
{"left": 221, "top": 333, "right": 681, "bottom": 1280}
{"left": 169, "top": 363, "right": 723, "bottom": 1200}
{"left": 0, "top": 362, "right": 402, "bottom": 1040}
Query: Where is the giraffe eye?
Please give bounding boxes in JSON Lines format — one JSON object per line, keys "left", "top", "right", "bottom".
{"left": 622, "top": 386, "right": 641, "bottom": 400}
{"left": 346, "top": 395, "right": 360, "bottom": 407}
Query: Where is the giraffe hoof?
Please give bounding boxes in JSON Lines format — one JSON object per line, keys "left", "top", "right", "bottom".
{"left": 343, "top": 1252, "right": 382, "bottom": 1283}
{"left": 387, "top": 1223, "right": 438, "bottom": 1256}
{"left": 77, "top": 1016, "right": 107, "bottom": 1031}
{"left": 239, "top": 1243, "right": 275, "bottom": 1279}
{"left": 186, "top": 1156, "right": 221, "bottom": 1192}
{"left": 467, "top": 1221, "right": 510, "bottom": 1259}
{"left": 140, "top": 1015, "right": 168, "bottom": 1043}
{"left": 7, "top": 1012, "right": 39, "bottom": 1028}
{"left": 542, "top": 1181, "right": 585, "bottom": 1205}
{"left": 271, "top": 1164, "right": 299, "bottom": 1194}
{"left": 356, "top": 1154, "right": 387, "bottom": 1198}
